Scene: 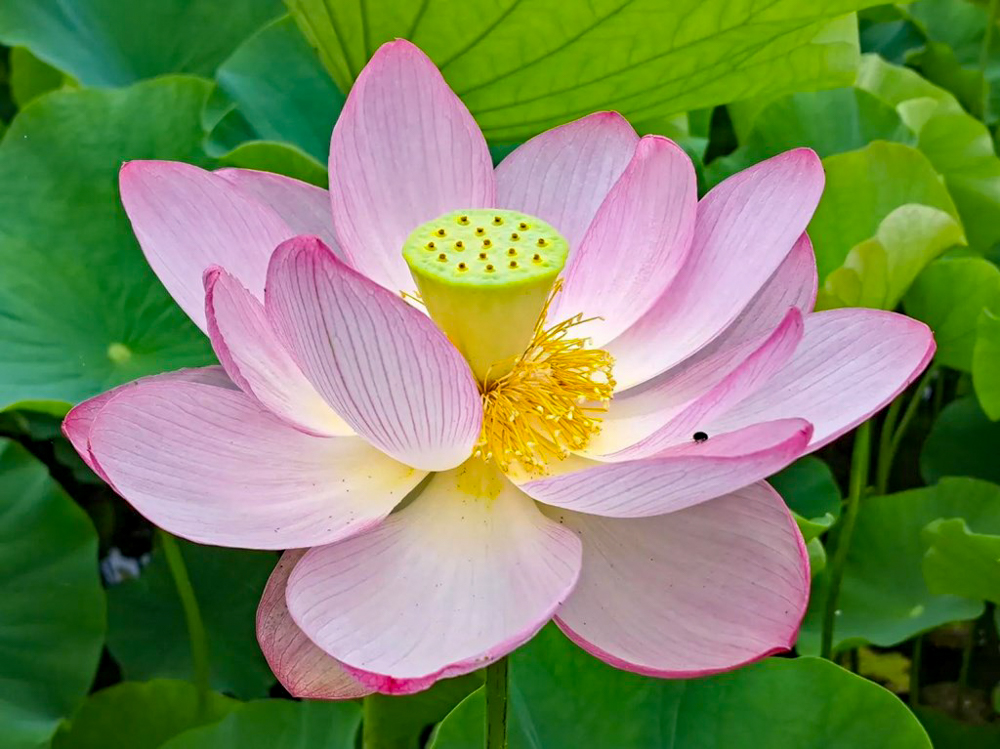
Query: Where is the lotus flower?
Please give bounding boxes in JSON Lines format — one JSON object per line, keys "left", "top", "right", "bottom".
{"left": 63, "top": 40, "right": 934, "bottom": 697}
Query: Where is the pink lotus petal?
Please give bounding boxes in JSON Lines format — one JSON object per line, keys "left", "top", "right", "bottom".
{"left": 706, "top": 309, "right": 936, "bottom": 451}
{"left": 62, "top": 367, "right": 234, "bottom": 482}
{"left": 522, "top": 419, "right": 812, "bottom": 518}
{"left": 266, "top": 236, "right": 481, "bottom": 472}
{"left": 214, "top": 168, "right": 341, "bottom": 255}
{"left": 88, "top": 378, "right": 424, "bottom": 549}
{"left": 553, "top": 482, "right": 809, "bottom": 677}
{"left": 601, "top": 234, "right": 817, "bottom": 431}
{"left": 119, "top": 161, "right": 295, "bottom": 331}
{"left": 285, "top": 466, "right": 582, "bottom": 695}
{"left": 329, "top": 40, "right": 494, "bottom": 294}
{"left": 606, "top": 149, "right": 825, "bottom": 389}
{"left": 597, "top": 308, "right": 804, "bottom": 459}
{"left": 554, "top": 136, "right": 697, "bottom": 345}
{"left": 495, "top": 111, "right": 638, "bottom": 251}
{"left": 257, "top": 550, "right": 373, "bottom": 700}
{"left": 204, "top": 266, "right": 352, "bottom": 437}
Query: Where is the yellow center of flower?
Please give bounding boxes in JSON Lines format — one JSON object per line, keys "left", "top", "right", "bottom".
{"left": 403, "top": 209, "right": 615, "bottom": 473}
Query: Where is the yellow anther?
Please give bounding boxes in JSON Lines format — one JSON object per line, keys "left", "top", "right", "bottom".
{"left": 476, "top": 281, "right": 615, "bottom": 474}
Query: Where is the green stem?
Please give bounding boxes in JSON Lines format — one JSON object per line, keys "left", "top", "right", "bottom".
{"left": 910, "top": 635, "right": 923, "bottom": 706}
{"left": 159, "top": 530, "right": 211, "bottom": 715}
{"left": 821, "top": 422, "right": 872, "bottom": 660}
{"left": 958, "top": 618, "right": 977, "bottom": 688}
{"left": 874, "top": 367, "right": 935, "bottom": 496}
{"left": 485, "top": 657, "right": 509, "bottom": 749}
{"left": 875, "top": 396, "right": 902, "bottom": 496}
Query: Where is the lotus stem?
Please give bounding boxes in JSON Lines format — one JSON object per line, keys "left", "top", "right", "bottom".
{"left": 159, "top": 530, "right": 211, "bottom": 715}
{"left": 485, "top": 657, "right": 509, "bottom": 749}
{"left": 821, "top": 421, "right": 872, "bottom": 659}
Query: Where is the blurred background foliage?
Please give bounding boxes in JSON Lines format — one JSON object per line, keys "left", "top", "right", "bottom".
{"left": 1, "top": 1, "right": 1000, "bottom": 747}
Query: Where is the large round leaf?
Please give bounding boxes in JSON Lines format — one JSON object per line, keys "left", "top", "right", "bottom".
{"left": 286, "top": 1, "right": 879, "bottom": 142}
{"left": 52, "top": 680, "right": 237, "bottom": 749}
{"left": 0, "top": 0, "right": 283, "bottom": 87}
{"left": 797, "top": 477, "right": 1000, "bottom": 654}
{"left": 921, "top": 397, "right": 1000, "bottom": 485}
{"left": 0, "top": 438, "right": 105, "bottom": 749}
{"left": 0, "top": 77, "right": 216, "bottom": 413}
{"left": 808, "top": 141, "right": 962, "bottom": 281}
{"left": 107, "top": 539, "right": 276, "bottom": 699}
{"left": 904, "top": 257, "right": 1000, "bottom": 372}
{"left": 162, "top": 700, "right": 361, "bottom": 749}
{"left": 207, "top": 15, "right": 343, "bottom": 171}
{"left": 429, "top": 625, "right": 930, "bottom": 748}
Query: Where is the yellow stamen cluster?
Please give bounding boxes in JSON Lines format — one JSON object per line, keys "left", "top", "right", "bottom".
{"left": 475, "top": 282, "right": 615, "bottom": 473}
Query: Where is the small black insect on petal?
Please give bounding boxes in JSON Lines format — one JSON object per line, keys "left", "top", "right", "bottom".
{"left": 693, "top": 431, "right": 708, "bottom": 443}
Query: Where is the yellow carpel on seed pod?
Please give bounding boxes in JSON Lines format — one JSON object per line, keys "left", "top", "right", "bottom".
{"left": 403, "top": 209, "right": 614, "bottom": 474}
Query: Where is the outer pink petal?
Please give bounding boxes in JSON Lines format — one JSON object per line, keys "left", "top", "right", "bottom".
{"left": 553, "top": 136, "right": 697, "bottom": 345}
{"left": 706, "top": 309, "right": 936, "bottom": 451}
{"left": 522, "top": 418, "right": 812, "bottom": 518}
{"left": 265, "top": 236, "right": 481, "bottom": 472}
{"left": 494, "top": 111, "right": 638, "bottom": 250}
{"left": 119, "top": 161, "right": 295, "bottom": 331}
{"left": 606, "top": 149, "right": 825, "bottom": 389}
{"left": 329, "top": 40, "right": 494, "bottom": 294}
{"left": 62, "top": 367, "right": 233, "bottom": 482}
{"left": 88, "top": 378, "right": 425, "bottom": 549}
{"left": 552, "top": 482, "right": 809, "bottom": 677}
{"left": 204, "top": 266, "right": 352, "bottom": 437}
{"left": 214, "top": 168, "right": 341, "bottom": 254}
{"left": 286, "top": 466, "right": 582, "bottom": 695}
{"left": 595, "top": 308, "right": 804, "bottom": 459}
{"left": 257, "top": 550, "right": 373, "bottom": 700}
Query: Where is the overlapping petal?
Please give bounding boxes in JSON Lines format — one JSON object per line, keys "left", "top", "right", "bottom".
{"left": 286, "top": 464, "right": 582, "bottom": 694}
{"left": 257, "top": 550, "right": 373, "bottom": 700}
{"left": 204, "top": 266, "right": 352, "bottom": 437}
{"left": 522, "top": 419, "right": 812, "bottom": 518}
{"left": 329, "top": 40, "right": 494, "bottom": 293}
{"left": 552, "top": 482, "right": 809, "bottom": 677}
{"left": 554, "top": 135, "right": 697, "bottom": 344}
{"left": 592, "top": 308, "right": 804, "bottom": 458}
{"left": 607, "top": 149, "right": 825, "bottom": 389}
{"left": 705, "top": 309, "right": 935, "bottom": 451}
{"left": 214, "top": 168, "right": 341, "bottom": 254}
{"left": 119, "top": 160, "right": 295, "bottom": 331}
{"left": 88, "top": 377, "right": 424, "bottom": 549}
{"left": 266, "top": 235, "right": 481, "bottom": 471}
{"left": 495, "top": 111, "right": 638, "bottom": 251}
{"left": 62, "top": 367, "right": 234, "bottom": 483}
